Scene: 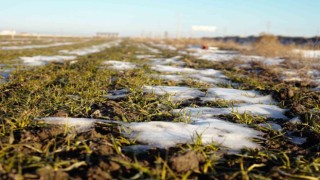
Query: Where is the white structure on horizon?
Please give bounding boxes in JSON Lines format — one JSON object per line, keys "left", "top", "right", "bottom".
{"left": 0, "top": 30, "right": 17, "bottom": 36}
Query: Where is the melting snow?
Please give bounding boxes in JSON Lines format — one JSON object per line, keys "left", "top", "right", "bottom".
{"left": 154, "top": 74, "right": 185, "bottom": 81}
{"left": 280, "top": 70, "right": 303, "bottom": 82}
{"left": 122, "top": 145, "right": 153, "bottom": 154}
{"left": 293, "top": 49, "right": 320, "bottom": 59}
{"left": 313, "top": 86, "right": 320, "bottom": 92}
{"left": 289, "top": 117, "right": 302, "bottom": 124}
{"left": 136, "top": 55, "right": 155, "bottom": 59}
{"left": 103, "top": 60, "right": 136, "bottom": 70}
{"left": 240, "top": 55, "right": 284, "bottom": 66}
{"left": 60, "top": 40, "right": 121, "bottom": 56}
{"left": 1, "top": 42, "right": 74, "bottom": 50}
{"left": 188, "top": 74, "right": 222, "bottom": 84}
{"left": 39, "top": 117, "right": 116, "bottom": 132}
{"left": 152, "top": 65, "right": 227, "bottom": 79}
{"left": 0, "top": 41, "right": 31, "bottom": 45}
{"left": 258, "top": 122, "right": 282, "bottom": 131}
{"left": 0, "top": 68, "right": 14, "bottom": 83}
{"left": 186, "top": 46, "right": 284, "bottom": 65}
{"left": 174, "top": 104, "right": 287, "bottom": 119}
{"left": 1, "top": 68, "right": 13, "bottom": 79}
{"left": 17, "top": 40, "right": 121, "bottom": 66}
{"left": 290, "top": 137, "right": 307, "bottom": 145}
{"left": 33, "top": 42, "right": 310, "bottom": 152}
{"left": 232, "top": 104, "right": 287, "bottom": 119}
{"left": 151, "top": 67, "right": 229, "bottom": 85}
{"left": 307, "top": 70, "right": 320, "bottom": 77}
{"left": 149, "top": 56, "right": 185, "bottom": 66}
{"left": 286, "top": 131, "right": 307, "bottom": 145}
{"left": 282, "top": 70, "right": 299, "bottom": 76}
{"left": 125, "top": 117, "right": 262, "bottom": 150}
{"left": 143, "top": 86, "right": 205, "bottom": 101}
{"left": 104, "top": 88, "right": 130, "bottom": 99}
{"left": 187, "top": 48, "right": 238, "bottom": 62}
{"left": 153, "top": 73, "right": 229, "bottom": 85}
{"left": 20, "top": 55, "right": 77, "bottom": 66}
{"left": 281, "top": 77, "right": 303, "bottom": 82}
{"left": 39, "top": 116, "right": 263, "bottom": 151}
{"left": 196, "top": 69, "right": 228, "bottom": 78}
{"left": 202, "top": 88, "right": 275, "bottom": 104}
{"left": 152, "top": 65, "right": 197, "bottom": 74}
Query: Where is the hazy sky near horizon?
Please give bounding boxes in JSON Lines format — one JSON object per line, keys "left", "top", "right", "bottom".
{"left": 0, "top": 0, "right": 319, "bottom": 37}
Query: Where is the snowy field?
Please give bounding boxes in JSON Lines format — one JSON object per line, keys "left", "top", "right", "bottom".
{"left": 35, "top": 40, "right": 318, "bottom": 151}
{"left": 1, "top": 38, "right": 319, "bottom": 179}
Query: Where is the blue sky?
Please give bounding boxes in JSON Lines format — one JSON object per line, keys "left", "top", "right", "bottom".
{"left": 0, "top": 0, "right": 319, "bottom": 37}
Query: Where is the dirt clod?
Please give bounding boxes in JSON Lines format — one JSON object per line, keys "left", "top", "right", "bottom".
{"left": 170, "top": 151, "right": 202, "bottom": 173}
{"left": 37, "top": 167, "right": 69, "bottom": 180}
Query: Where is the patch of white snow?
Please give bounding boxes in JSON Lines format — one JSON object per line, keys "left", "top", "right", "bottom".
{"left": 19, "top": 55, "right": 77, "bottom": 66}
{"left": 143, "top": 86, "right": 205, "bottom": 101}
{"left": 103, "top": 60, "right": 136, "bottom": 70}
{"left": 202, "top": 88, "right": 275, "bottom": 104}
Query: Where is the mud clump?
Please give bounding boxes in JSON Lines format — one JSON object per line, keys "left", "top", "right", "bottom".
{"left": 37, "top": 167, "right": 69, "bottom": 180}
{"left": 276, "top": 87, "right": 295, "bottom": 100}
{"left": 170, "top": 151, "right": 204, "bottom": 173}
{"left": 87, "top": 161, "right": 116, "bottom": 180}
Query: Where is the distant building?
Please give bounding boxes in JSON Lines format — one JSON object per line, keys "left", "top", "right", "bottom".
{"left": 0, "top": 30, "right": 16, "bottom": 36}
{"left": 19, "top": 32, "right": 32, "bottom": 36}
{"left": 96, "top": 32, "right": 119, "bottom": 38}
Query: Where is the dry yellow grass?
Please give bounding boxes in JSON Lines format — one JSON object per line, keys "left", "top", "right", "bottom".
{"left": 250, "top": 34, "right": 293, "bottom": 58}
